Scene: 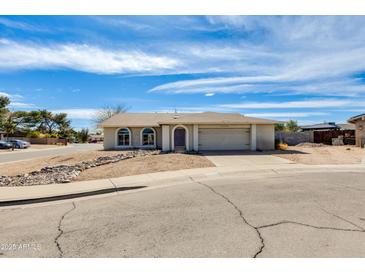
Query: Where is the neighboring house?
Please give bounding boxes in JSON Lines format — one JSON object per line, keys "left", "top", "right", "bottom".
{"left": 348, "top": 113, "right": 365, "bottom": 147}
{"left": 337, "top": 123, "right": 356, "bottom": 131}
{"left": 300, "top": 122, "right": 356, "bottom": 145}
{"left": 88, "top": 133, "right": 104, "bottom": 143}
{"left": 100, "top": 112, "right": 277, "bottom": 152}
{"left": 301, "top": 122, "right": 339, "bottom": 131}
{"left": 0, "top": 130, "right": 4, "bottom": 140}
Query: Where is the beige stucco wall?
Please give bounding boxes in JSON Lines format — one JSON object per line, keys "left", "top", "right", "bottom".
{"left": 103, "top": 123, "right": 275, "bottom": 151}
{"left": 103, "top": 127, "right": 117, "bottom": 150}
{"left": 256, "top": 124, "right": 275, "bottom": 150}
{"left": 355, "top": 120, "right": 365, "bottom": 147}
{"left": 103, "top": 126, "right": 162, "bottom": 150}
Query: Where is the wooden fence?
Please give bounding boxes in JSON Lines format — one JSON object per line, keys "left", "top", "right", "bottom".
{"left": 313, "top": 130, "right": 355, "bottom": 145}
{"left": 5, "top": 137, "right": 67, "bottom": 145}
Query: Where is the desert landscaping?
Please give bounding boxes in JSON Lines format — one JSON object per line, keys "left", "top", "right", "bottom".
{"left": 274, "top": 143, "right": 364, "bottom": 165}
{"left": 0, "top": 150, "right": 215, "bottom": 186}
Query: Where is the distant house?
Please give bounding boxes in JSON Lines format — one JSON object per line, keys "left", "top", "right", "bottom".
{"left": 88, "top": 133, "right": 104, "bottom": 143}
{"left": 301, "top": 122, "right": 355, "bottom": 132}
{"left": 300, "top": 122, "right": 356, "bottom": 145}
{"left": 301, "top": 122, "right": 339, "bottom": 131}
{"left": 348, "top": 113, "right": 365, "bottom": 147}
{"left": 100, "top": 112, "right": 278, "bottom": 152}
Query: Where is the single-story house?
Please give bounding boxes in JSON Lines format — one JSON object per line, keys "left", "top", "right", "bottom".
{"left": 348, "top": 113, "right": 365, "bottom": 147}
{"left": 301, "top": 122, "right": 339, "bottom": 131}
{"left": 100, "top": 112, "right": 277, "bottom": 152}
{"left": 301, "top": 122, "right": 355, "bottom": 132}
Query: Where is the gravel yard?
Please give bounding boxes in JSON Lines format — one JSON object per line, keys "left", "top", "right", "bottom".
{"left": 274, "top": 145, "right": 364, "bottom": 165}
{"left": 0, "top": 150, "right": 215, "bottom": 186}
{"left": 75, "top": 153, "right": 215, "bottom": 181}
{"left": 0, "top": 150, "right": 127, "bottom": 176}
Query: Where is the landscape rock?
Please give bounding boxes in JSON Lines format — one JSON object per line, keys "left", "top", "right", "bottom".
{"left": 0, "top": 150, "right": 160, "bottom": 187}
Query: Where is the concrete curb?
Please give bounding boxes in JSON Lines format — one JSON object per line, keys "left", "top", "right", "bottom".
{"left": 1, "top": 164, "right": 364, "bottom": 206}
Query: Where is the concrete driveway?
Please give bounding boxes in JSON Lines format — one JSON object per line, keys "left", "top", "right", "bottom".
{"left": 202, "top": 151, "right": 293, "bottom": 167}
{"left": 1, "top": 166, "right": 364, "bottom": 258}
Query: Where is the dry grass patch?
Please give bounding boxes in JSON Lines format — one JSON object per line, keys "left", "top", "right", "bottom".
{"left": 75, "top": 153, "right": 215, "bottom": 181}
{"left": 274, "top": 145, "right": 364, "bottom": 165}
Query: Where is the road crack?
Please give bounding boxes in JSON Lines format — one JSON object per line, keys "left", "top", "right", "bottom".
{"left": 190, "top": 177, "right": 265, "bottom": 258}
{"left": 315, "top": 203, "right": 365, "bottom": 231}
{"left": 54, "top": 202, "right": 76, "bottom": 257}
{"left": 257, "top": 220, "right": 365, "bottom": 232}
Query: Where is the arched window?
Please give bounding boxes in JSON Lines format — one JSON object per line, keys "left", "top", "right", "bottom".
{"left": 142, "top": 128, "right": 155, "bottom": 146}
{"left": 117, "top": 128, "right": 130, "bottom": 146}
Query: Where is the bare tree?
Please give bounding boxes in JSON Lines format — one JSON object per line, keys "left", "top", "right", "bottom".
{"left": 93, "top": 104, "right": 129, "bottom": 125}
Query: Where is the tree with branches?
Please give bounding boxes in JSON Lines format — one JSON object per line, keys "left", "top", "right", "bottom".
{"left": 93, "top": 104, "right": 129, "bottom": 125}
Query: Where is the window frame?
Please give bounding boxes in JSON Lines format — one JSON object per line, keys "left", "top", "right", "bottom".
{"left": 115, "top": 128, "right": 131, "bottom": 147}
{"left": 140, "top": 127, "right": 156, "bottom": 147}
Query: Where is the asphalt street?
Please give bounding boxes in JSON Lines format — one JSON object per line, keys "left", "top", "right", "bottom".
{"left": 1, "top": 168, "right": 364, "bottom": 258}
{"left": 0, "top": 144, "right": 103, "bottom": 164}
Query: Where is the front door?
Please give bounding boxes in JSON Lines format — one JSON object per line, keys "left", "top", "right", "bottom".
{"left": 174, "top": 128, "right": 186, "bottom": 147}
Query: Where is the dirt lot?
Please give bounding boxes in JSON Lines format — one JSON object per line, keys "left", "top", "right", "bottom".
{"left": 75, "top": 153, "right": 215, "bottom": 181}
{"left": 0, "top": 151, "right": 215, "bottom": 179}
{"left": 274, "top": 145, "right": 365, "bottom": 165}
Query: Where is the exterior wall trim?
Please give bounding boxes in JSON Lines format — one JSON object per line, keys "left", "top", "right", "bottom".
{"left": 250, "top": 124, "right": 257, "bottom": 151}
{"left": 171, "top": 124, "right": 190, "bottom": 151}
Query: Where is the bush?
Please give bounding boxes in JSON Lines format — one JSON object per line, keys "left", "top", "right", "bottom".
{"left": 44, "top": 133, "right": 59, "bottom": 138}
{"left": 26, "top": 131, "right": 41, "bottom": 138}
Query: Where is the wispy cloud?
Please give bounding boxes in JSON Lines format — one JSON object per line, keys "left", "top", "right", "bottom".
{"left": 150, "top": 16, "right": 365, "bottom": 97}
{"left": 218, "top": 99, "right": 365, "bottom": 109}
{"left": 92, "top": 16, "right": 153, "bottom": 31}
{"left": 9, "top": 102, "right": 35, "bottom": 108}
{"left": 0, "top": 39, "right": 179, "bottom": 74}
{"left": 0, "top": 91, "right": 23, "bottom": 99}
{"left": 0, "top": 17, "right": 48, "bottom": 32}
{"left": 245, "top": 112, "right": 329, "bottom": 118}
{"left": 52, "top": 108, "right": 98, "bottom": 119}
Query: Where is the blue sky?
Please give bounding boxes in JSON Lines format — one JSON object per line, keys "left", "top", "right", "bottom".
{"left": 1, "top": 16, "right": 365, "bottom": 130}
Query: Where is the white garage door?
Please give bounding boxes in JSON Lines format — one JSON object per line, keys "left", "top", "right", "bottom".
{"left": 198, "top": 127, "right": 250, "bottom": 151}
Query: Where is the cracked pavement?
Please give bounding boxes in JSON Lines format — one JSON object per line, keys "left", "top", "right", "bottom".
{"left": 0, "top": 169, "right": 365, "bottom": 257}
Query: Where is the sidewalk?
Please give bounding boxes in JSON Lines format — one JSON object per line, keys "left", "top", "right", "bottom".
{"left": 1, "top": 163, "right": 364, "bottom": 205}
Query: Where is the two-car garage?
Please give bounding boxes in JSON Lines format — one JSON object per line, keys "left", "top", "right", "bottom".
{"left": 198, "top": 125, "right": 251, "bottom": 151}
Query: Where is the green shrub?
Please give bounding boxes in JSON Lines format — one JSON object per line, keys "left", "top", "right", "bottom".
{"left": 26, "top": 130, "right": 41, "bottom": 138}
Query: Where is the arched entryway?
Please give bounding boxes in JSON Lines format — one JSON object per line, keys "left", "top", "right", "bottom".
{"left": 172, "top": 125, "right": 189, "bottom": 151}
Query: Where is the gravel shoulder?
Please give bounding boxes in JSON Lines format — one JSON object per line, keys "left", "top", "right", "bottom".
{"left": 75, "top": 153, "right": 215, "bottom": 181}
{"left": 274, "top": 145, "right": 364, "bottom": 165}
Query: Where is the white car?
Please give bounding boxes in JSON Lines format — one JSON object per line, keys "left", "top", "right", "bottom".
{"left": 8, "top": 139, "right": 31, "bottom": 149}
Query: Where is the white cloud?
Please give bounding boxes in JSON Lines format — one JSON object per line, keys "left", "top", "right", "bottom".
{"left": 0, "top": 39, "right": 179, "bottom": 74}
{"left": 52, "top": 108, "right": 98, "bottom": 119}
{"left": 218, "top": 99, "right": 365, "bottom": 109}
{"left": 0, "top": 91, "right": 23, "bottom": 99}
{"left": 245, "top": 112, "right": 328, "bottom": 118}
{"left": 92, "top": 16, "right": 153, "bottom": 31}
{"left": 205, "top": 93, "right": 215, "bottom": 97}
{"left": 9, "top": 102, "right": 35, "bottom": 108}
{"left": 150, "top": 16, "right": 365, "bottom": 97}
{"left": 0, "top": 17, "right": 48, "bottom": 32}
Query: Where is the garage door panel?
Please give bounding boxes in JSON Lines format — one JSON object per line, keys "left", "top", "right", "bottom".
{"left": 198, "top": 128, "right": 250, "bottom": 150}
